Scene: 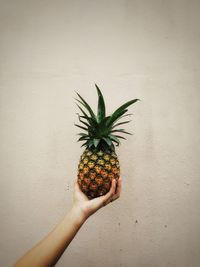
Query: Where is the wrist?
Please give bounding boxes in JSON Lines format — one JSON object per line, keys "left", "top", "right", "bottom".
{"left": 67, "top": 205, "right": 88, "bottom": 226}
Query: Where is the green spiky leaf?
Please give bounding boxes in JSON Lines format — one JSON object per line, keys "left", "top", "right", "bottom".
{"left": 81, "top": 141, "right": 88, "bottom": 147}
{"left": 76, "top": 92, "right": 96, "bottom": 120}
{"left": 114, "top": 113, "right": 133, "bottom": 124}
{"left": 106, "top": 99, "right": 139, "bottom": 127}
{"left": 103, "top": 137, "right": 112, "bottom": 146}
{"left": 93, "top": 138, "right": 100, "bottom": 147}
{"left": 76, "top": 103, "right": 99, "bottom": 130}
{"left": 114, "top": 99, "right": 139, "bottom": 115}
{"left": 106, "top": 109, "right": 128, "bottom": 127}
{"left": 112, "top": 120, "right": 131, "bottom": 129}
{"left": 111, "top": 129, "right": 133, "bottom": 135}
{"left": 114, "top": 135, "right": 127, "bottom": 140}
{"left": 77, "top": 115, "right": 90, "bottom": 128}
{"left": 77, "top": 133, "right": 88, "bottom": 137}
{"left": 76, "top": 103, "right": 90, "bottom": 118}
{"left": 88, "top": 140, "right": 94, "bottom": 148}
{"left": 76, "top": 103, "right": 97, "bottom": 127}
{"left": 77, "top": 136, "right": 89, "bottom": 141}
{"left": 95, "top": 84, "right": 106, "bottom": 123}
{"left": 109, "top": 134, "right": 120, "bottom": 145}
{"left": 74, "top": 124, "right": 88, "bottom": 131}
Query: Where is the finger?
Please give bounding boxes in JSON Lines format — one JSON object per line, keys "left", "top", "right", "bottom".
{"left": 86, "top": 179, "right": 116, "bottom": 212}
{"left": 112, "top": 177, "right": 122, "bottom": 201}
{"left": 102, "top": 179, "right": 117, "bottom": 206}
{"left": 74, "top": 180, "right": 81, "bottom": 192}
{"left": 92, "top": 179, "right": 116, "bottom": 208}
{"left": 74, "top": 180, "right": 78, "bottom": 188}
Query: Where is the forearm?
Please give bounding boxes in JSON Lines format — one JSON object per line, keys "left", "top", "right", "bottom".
{"left": 13, "top": 178, "right": 121, "bottom": 267}
{"left": 14, "top": 207, "right": 86, "bottom": 267}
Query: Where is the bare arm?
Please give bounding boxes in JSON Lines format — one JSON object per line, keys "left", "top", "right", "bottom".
{"left": 14, "top": 178, "right": 122, "bottom": 267}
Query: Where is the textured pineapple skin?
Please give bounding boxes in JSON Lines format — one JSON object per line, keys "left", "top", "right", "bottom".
{"left": 77, "top": 149, "right": 120, "bottom": 199}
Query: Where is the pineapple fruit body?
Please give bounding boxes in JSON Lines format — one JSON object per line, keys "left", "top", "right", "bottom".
{"left": 77, "top": 149, "right": 120, "bottom": 199}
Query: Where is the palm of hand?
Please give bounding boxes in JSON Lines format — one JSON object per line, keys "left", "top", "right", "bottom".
{"left": 73, "top": 178, "right": 122, "bottom": 219}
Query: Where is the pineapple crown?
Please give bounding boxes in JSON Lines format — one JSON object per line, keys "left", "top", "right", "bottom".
{"left": 75, "top": 84, "right": 139, "bottom": 152}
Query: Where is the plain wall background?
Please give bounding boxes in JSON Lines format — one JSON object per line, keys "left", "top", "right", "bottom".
{"left": 0, "top": 0, "right": 200, "bottom": 266}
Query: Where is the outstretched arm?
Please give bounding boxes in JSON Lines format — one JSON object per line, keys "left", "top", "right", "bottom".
{"left": 14, "top": 178, "right": 122, "bottom": 267}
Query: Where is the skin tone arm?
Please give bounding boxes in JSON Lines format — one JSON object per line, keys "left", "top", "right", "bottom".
{"left": 14, "top": 177, "right": 122, "bottom": 267}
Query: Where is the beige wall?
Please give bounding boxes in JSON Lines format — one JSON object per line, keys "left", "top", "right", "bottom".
{"left": 1, "top": 0, "right": 200, "bottom": 266}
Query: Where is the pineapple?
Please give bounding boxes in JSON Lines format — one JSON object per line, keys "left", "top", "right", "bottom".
{"left": 75, "top": 84, "right": 139, "bottom": 199}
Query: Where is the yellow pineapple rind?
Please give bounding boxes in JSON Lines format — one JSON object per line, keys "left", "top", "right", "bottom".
{"left": 77, "top": 149, "right": 120, "bottom": 199}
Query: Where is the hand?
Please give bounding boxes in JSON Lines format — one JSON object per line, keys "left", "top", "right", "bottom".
{"left": 72, "top": 178, "right": 122, "bottom": 221}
